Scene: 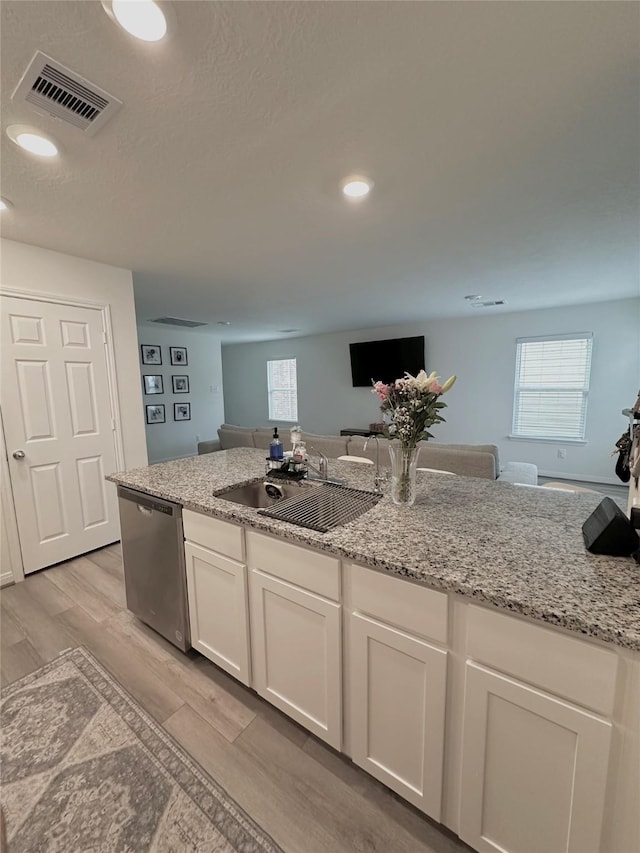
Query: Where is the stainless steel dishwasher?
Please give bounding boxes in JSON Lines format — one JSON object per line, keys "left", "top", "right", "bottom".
{"left": 117, "top": 486, "right": 190, "bottom": 652}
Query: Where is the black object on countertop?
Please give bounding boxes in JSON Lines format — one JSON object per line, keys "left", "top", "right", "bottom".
{"left": 582, "top": 497, "right": 639, "bottom": 557}
{"left": 266, "top": 464, "right": 307, "bottom": 481}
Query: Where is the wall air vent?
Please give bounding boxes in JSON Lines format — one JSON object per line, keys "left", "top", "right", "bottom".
{"left": 12, "top": 51, "right": 122, "bottom": 136}
{"left": 150, "top": 317, "right": 208, "bottom": 328}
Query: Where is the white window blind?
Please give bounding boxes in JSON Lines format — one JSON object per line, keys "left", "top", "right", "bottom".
{"left": 512, "top": 334, "right": 593, "bottom": 440}
{"left": 267, "top": 358, "right": 298, "bottom": 422}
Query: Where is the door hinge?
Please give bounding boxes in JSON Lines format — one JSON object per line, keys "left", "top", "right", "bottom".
{"left": 102, "top": 331, "right": 107, "bottom": 344}
{"left": 111, "top": 417, "right": 116, "bottom": 430}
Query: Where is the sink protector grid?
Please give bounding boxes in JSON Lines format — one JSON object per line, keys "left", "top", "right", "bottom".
{"left": 258, "top": 481, "right": 382, "bottom": 533}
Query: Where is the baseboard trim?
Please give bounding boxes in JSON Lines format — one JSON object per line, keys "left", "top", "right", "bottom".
{"left": 537, "top": 470, "right": 625, "bottom": 486}
{"left": 0, "top": 571, "right": 15, "bottom": 588}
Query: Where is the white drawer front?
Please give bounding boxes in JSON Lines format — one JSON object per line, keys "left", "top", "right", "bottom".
{"left": 183, "top": 509, "right": 244, "bottom": 561}
{"left": 466, "top": 605, "right": 618, "bottom": 716}
{"left": 348, "top": 562, "right": 447, "bottom": 644}
{"left": 246, "top": 530, "right": 340, "bottom": 600}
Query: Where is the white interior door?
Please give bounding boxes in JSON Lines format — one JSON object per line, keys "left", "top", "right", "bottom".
{"left": 1, "top": 295, "right": 120, "bottom": 573}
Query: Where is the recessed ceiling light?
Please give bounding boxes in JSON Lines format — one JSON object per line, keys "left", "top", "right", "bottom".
{"left": 0, "top": 197, "right": 13, "bottom": 211}
{"left": 7, "top": 125, "right": 58, "bottom": 158}
{"left": 341, "top": 176, "right": 374, "bottom": 200}
{"left": 464, "top": 295, "right": 482, "bottom": 302}
{"left": 217, "top": 321, "right": 231, "bottom": 326}
{"left": 102, "top": 0, "right": 168, "bottom": 42}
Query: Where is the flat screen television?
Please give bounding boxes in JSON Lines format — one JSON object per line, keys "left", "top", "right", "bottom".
{"left": 349, "top": 335, "right": 425, "bottom": 387}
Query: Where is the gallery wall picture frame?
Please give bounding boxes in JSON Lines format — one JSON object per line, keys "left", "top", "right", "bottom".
{"left": 146, "top": 404, "right": 166, "bottom": 424}
{"left": 174, "top": 402, "right": 191, "bottom": 421}
{"left": 170, "top": 346, "right": 188, "bottom": 366}
{"left": 172, "top": 375, "right": 189, "bottom": 393}
{"left": 143, "top": 374, "right": 164, "bottom": 395}
{"left": 141, "top": 344, "right": 162, "bottom": 365}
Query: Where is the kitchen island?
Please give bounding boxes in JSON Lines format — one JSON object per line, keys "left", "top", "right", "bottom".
{"left": 108, "top": 447, "right": 640, "bottom": 650}
{"left": 108, "top": 447, "right": 640, "bottom": 853}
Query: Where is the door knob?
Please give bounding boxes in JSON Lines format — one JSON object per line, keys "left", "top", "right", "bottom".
{"left": 12, "top": 450, "right": 25, "bottom": 460}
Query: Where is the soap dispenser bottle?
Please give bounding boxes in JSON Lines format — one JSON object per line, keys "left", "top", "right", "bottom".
{"left": 269, "top": 427, "right": 284, "bottom": 461}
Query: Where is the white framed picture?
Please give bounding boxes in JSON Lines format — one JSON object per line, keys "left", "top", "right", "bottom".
{"left": 172, "top": 375, "right": 189, "bottom": 393}
{"left": 143, "top": 374, "right": 164, "bottom": 395}
{"left": 141, "top": 344, "right": 162, "bottom": 365}
{"left": 146, "top": 404, "right": 165, "bottom": 424}
{"left": 170, "top": 347, "right": 188, "bottom": 366}
{"left": 174, "top": 402, "right": 191, "bottom": 421}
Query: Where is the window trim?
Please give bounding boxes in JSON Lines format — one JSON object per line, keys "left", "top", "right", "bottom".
{"left": 267, "top": 357, "right": 298, "bottom": 423}
{"left": 511, "top": 332, "right": 593, "bottom": 442}
{"left": 507, "top": 435, "right": 588, "bottom": 445}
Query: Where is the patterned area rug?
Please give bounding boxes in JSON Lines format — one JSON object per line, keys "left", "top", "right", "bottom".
{"left": 0, "top": 647, "right": 283, "bottom": 852}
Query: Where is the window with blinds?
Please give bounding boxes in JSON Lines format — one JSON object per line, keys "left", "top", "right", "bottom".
{"left": 512, "top": 334, "right": 593, "bottom": 440}
{"left": 267, "top": 358, "right": 298, "bottom": 422}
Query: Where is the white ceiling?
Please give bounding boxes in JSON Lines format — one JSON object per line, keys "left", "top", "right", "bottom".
{"left": 1, "top": 1, "right": 638, "bottom": 342}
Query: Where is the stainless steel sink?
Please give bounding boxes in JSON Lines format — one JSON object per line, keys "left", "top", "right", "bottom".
{"left": 214, "top": 479, "right": 322, "bottom": 509}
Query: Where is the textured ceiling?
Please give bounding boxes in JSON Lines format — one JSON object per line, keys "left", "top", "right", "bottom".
{"left": 1, "top": 1, "right": 638, "bottom": 341}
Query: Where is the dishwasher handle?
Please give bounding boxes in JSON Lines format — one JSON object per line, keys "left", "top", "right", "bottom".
{"left": 117, "top": 486, "right": 180, "bottom": 517}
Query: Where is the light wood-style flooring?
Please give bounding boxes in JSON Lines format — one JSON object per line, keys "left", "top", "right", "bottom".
{"left": 1, "top": 545, "right": 470, "bottom": 853}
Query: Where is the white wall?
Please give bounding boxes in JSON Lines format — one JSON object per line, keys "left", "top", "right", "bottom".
{"left": 137, "top": 322, "right": 225, "bottom": 463}
{"left": 0, "top": 238, "right": 148, "bottom": 469}
{"left": 222, "top": 299, "right": 640, "bottom": 483}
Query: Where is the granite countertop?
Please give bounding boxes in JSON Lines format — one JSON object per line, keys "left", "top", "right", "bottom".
{"left": 107, "top": 447, "right": 640, "bottom": 652}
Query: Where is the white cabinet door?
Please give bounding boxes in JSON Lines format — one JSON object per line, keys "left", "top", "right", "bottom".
{"left": 460, "top": 661, "right": 612, "bottom": 853}
{"left": 249, "top": 568, "right": 342, "bottom": 749}
{"left": 349, "top": 612, "right": 447, "bottom": 820}
{"left": 185, "top": 542, "right": 251, "bottom": 686}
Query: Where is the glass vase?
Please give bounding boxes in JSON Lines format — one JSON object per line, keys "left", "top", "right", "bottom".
{"left": 388, "top": 442, "right": 419, "bottom": 506}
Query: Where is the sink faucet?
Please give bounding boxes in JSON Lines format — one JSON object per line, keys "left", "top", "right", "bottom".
{"left": 363, "top": 435, "right": 384, "bottom": 493}
{"left": 306, "top": 445, "right": 329, "bottom": 480}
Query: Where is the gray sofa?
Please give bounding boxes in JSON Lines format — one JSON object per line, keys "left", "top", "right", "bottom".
{"left": 197, "top": 424, "right": 538, "bottom": 485}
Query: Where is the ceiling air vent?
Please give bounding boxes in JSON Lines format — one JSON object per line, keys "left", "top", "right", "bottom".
{"left": 12, "top": 51, "right": 122, "bottom": 136}
{"left": 151, "top": 317, "right": 208, "bottom": 328}
{"left": 471, "top": 300, "right": 506, "bottom": 308}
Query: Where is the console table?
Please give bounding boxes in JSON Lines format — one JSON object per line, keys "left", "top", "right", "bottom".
{"left": 339, "top": 428, "right": 384, "bottom": 437}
